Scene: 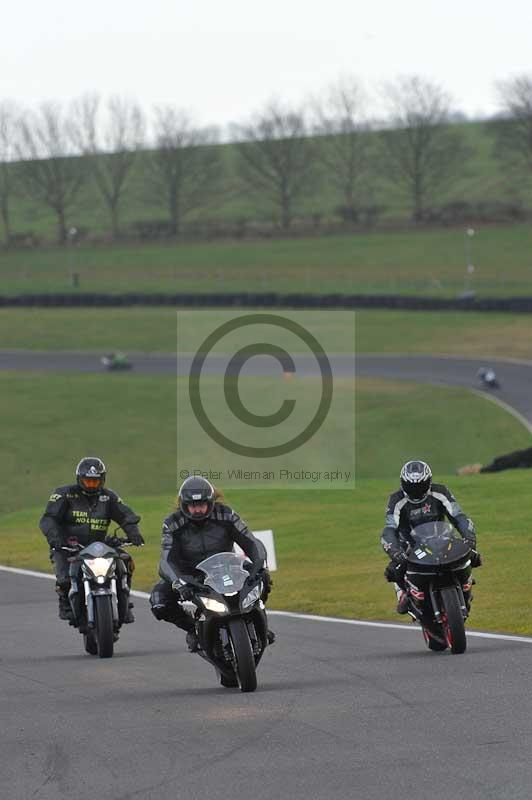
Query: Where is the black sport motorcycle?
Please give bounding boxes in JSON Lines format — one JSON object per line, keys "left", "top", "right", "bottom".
{"left": 184, "top": 552, "right": 270, "bottom": 692}
{"left": 65, "top": 538, "right": 133, "bottom": 658}
{"left": 404, "top": 522, "right": 473, "bottom": 654}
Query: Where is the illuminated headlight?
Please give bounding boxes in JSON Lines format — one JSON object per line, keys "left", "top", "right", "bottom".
{"left": 200, "top": 597, "right": 228, "bottom": 613}
{"left": 83, "top": 557, "right": 114, "bottom": 578}
{"left": 242, "top": 585, "right": 261, "bottom": 609}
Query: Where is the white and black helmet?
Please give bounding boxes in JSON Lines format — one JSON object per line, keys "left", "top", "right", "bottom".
{"left": 400, "top": 460, "right": 432, "bottom": 503}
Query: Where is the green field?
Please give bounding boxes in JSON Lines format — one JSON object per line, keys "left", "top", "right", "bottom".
{"left": 1, "top": 223, "right": 532, "bottom": 296}
{"left": 0, "top": 371, "right": 526, "bottom": 512}
{"left": 2, "top": 307, "right": 532, "bottom": 360}
{"left": 1, "top": 366, "right": 530, "bottom": 633}
{"left": 2, "top": 472, "right": 531, "bottom": 634}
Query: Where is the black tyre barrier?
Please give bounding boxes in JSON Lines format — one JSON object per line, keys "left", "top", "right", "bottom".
{"left": 2, "top": 292, "right": 532, "bottom": 312}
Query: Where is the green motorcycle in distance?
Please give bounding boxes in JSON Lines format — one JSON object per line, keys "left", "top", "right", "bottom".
{"left": 100, "top": 353, "right": 132, "bottom": 371}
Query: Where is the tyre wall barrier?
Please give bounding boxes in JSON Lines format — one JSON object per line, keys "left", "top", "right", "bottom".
{"left": 2, "top": 293, "right": 532, "bottom": 312}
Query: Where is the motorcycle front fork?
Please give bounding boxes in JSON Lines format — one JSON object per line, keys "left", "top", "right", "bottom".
{"left": 405, "top": 578, "right": 471, "bottom": 620}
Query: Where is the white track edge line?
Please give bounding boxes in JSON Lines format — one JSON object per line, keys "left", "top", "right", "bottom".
{"left": 2, "top": 563, "right": 531, "bottom": 645}
{"left": 469, "top": 388, "right": 532, "bottom": 435}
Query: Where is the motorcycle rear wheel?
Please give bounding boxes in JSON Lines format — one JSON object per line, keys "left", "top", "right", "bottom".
{"left": 227, "top": 618, "right": 257, "bottom": 692}
{"left": 440, "top": 587, "right": 467, "bottom": 654}
{"left": 94, "top": 595, "right": 114, "bottom": 658}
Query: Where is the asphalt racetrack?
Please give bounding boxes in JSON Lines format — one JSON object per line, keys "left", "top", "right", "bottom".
{"left": 2, "top": 349, "right": 532, "bottom": 426}
{"left": 2, "top": 568, "right": 532, "bottom": 800}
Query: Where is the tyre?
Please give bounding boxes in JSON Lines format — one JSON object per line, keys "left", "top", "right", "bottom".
{"left": 422, "top": 625, "right": 447, "bottom": 652}
{"left": 227, "top": 619, "right": 257, "bottom": 692}
{"left": 440, "top": 587, "right": 467, "bottom": 654}
{"left": 219, "top": 672, "right": 239, "bottom": 688}
{"left": 94, "top": 595, "right": 114, "bottom": 658}
{"left": 83, "top": 632, "right": 98, "bottom": 656}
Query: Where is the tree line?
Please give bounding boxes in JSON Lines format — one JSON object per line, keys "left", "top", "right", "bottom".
{"left": 0, "top": 74, "right": 531, "bottom": 246}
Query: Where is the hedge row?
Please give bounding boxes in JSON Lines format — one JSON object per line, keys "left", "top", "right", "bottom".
{"left": 2, "top": 292, "right": 532, "bottom": 312}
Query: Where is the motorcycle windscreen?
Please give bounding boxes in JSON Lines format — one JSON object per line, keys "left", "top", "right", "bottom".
{"left": 196, "top": 552, "right": 249, "bottom": 594}
{"left": 409, "top": 521, "right": 470, "bottom": 565}
{"left": 79, "top": 541, "right": 117, "bottom": 558}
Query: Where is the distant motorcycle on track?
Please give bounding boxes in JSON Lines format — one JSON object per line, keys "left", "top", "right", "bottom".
{"left": 179, "top": 552, "right": 271, "bottom": 692}
{"left": 404, "top": 522, "right": 473, "bottom": 654}
{"left": 101, "top": 353, "right": 132, "bottom": 371}
{"left": 64, "top": 538, "right": 134, "bottom": 658}
{"left": 477, "top": 367, "right": 500, "bottom": 389}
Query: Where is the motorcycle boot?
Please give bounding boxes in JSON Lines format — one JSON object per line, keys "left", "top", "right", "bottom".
{"left": 123, "top": 601, "right": 135, "bottom": 624}
{"left": 56, "top": 583, "right": 74, "bottom": 621}
{"left": 395, "top": 587, "right": 409, "bottom": 615}
{"left": 186, "top": 630, "right": 199, "bottom": 652}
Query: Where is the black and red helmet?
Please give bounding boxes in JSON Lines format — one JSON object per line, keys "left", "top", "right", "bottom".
{"left": 76, "top": 457, "right": 106, "bottom": 495}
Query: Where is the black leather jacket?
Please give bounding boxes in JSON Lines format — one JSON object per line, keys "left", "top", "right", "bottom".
{"left": 39, "top": 484, "right": 141, "bottom": 547}
{"left": 381, "top": 483, "right": 476, "bottom": 559}
{"left": 158, "top": 503, "right": 265, "bottom": 585}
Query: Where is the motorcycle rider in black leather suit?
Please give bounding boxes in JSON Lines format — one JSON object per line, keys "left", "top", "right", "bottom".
{"left": 150, "top": 476, "right": 273, "bottom": 651}
{"left": 39, "top": 457, "right": 144, "bottom": 621}
{"left": 381, "top": 460, "right": 481, "bottom": 614}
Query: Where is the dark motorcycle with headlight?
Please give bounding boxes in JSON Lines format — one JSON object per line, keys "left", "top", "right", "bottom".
{"left": 405, "top": 522, "right": 473, "bottom": 654}
{"left": 66, "top": 539, "right": 132, "bottom": 658}
{"left": 187, "top": 552, "right": 270, "bottom": 692}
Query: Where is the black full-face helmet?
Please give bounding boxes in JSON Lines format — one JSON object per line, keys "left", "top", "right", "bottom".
{"left": 178, "top": 476, "right": 215, "bottom": 522}
{"left": 76, "top": 457, "right": 106, "bottom": 495}
{"left": 400, "top": 460, "right": 432, "bottom": 503}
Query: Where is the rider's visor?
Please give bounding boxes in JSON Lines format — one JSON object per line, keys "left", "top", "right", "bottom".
{"left": 81, "top": 477, "right": 102, "bottom": 490}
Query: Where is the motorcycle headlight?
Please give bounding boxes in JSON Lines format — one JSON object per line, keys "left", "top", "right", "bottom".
{"left": 200, "top": 596, "right": 228, "bottom": 614}
{"left": 83, "top": 557, "right": 114, "bottom": 579}
{"left": 241, "top": 585, "right": 261, "bottom": 609}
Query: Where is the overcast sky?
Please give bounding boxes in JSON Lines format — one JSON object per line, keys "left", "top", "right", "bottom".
{"left": 3, "top": 0, "right": 532, "bottom": 126}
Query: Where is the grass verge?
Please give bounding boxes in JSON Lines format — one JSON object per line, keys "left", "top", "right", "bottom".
{"left": 2, "top": 307, "right": 532, "bottom": 361}
{"left": 1, "top": 223, "right": 532, "bottom": 296}
{"left": 1, "top": 472, "right": 530, "bottom": 635}
{"left": 0, "top": 372, "right": 526, "bottom": 511}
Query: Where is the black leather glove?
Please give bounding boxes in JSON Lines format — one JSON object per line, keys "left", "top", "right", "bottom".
{"left": 470, "top": 550, "right": 483, "bottom": 568}
{"left": 172, "top": 582, "right": 196, "bottom": 601}
{"left": 124, "top": 528, "right": 144, "bottom": 546}
{"left": 384, "top": 552, "right": 406, "bottom": 582}
{"left": 246, "top": 568, "right": 264, "bottom": 587}
{"left": 47, "top": 534, "right": 62, "bottom": 550}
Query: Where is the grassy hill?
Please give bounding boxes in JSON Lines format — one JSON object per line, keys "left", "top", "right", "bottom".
{"left": 4, "top": 120, "right": 526, "bottom": 243}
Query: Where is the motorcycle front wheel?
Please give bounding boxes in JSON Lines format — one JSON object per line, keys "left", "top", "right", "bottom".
{"left": 440, "top": 587, "right": 467, "bottom": 654}
{"left": 227, "top": 618, "right": 257, "bottom": 692}
{"left": 94, "top": 595, "right": 114, "bottom": 658}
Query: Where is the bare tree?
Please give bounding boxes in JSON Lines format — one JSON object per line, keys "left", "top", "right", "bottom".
{"left": 313, "top": 77, "right": 373, "bottom": 222}
{"left": 71, "top": 94, "right": 145, "bottom": 239}
{"left": 379, "top": 76, "right": 470, "bottom": 221}
{"left": 233, "top": 101, "right": 315, "bottom": 230}
{"left": 492, "top": 75, "right": 532, "bottom": 180}
{"left": 0, "top": 101, "right": 19, "bottom": 245}
{"left": 147, "top": 107, "right": 222, "bottom": 235}
{"left": 17, "top": 102, "right": 88, "bottom": 243}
